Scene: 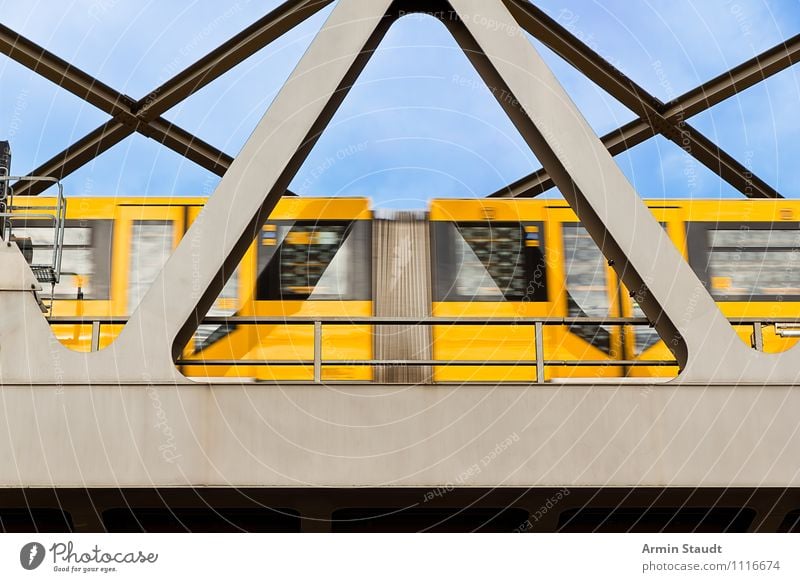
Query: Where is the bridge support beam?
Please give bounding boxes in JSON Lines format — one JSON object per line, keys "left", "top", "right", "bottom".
{"left": 0, "top": 382, "right": 798, "bottom": 488}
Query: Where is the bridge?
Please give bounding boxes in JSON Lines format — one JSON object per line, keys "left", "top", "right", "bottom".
{"left": 0, "top": 0, "right": 799, "bottom": 532}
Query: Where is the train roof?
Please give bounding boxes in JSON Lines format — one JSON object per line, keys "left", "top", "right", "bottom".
{"left": 15, "top": 196, "right": 800, "bottom": 224}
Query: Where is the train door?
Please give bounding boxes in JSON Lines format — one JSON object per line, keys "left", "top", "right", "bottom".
{"left": 178, "top": 204, "right": 251, "bottom": 379}
{"left": 179, "top": 198, "right": 373, "bottom": 382}
{"left": 429, "top": 200, "right": 553, "bottom": 383}
{"left": 247, "top": 205, "right": 373, "bottom": 382}
{"left": 614, "top": 206, "right": 685, "bottom": 378}
{"left": 682, "top": 201, "right": 800, "bottom": 359}
{"left": 113, "top": 203, "right": 186, "bottom": 316}
{"left": 15, "top": 197, "right": 116, "bottom": 351}
{"left": 545, "top": 206, "right": 624, "bottom": 379}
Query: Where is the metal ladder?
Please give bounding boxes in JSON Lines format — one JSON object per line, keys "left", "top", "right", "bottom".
{"left": 0, "top": 170, "right": 67, "bottom": 312}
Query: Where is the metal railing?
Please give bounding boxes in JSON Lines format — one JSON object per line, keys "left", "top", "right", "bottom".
{"left": 45, "top": 315, "right": 800, "bottom": 383}
{"left": 0, "top": 176, "right": 67, "bottom": 299}
{"left": 775, "top": 322, "right": 800, "bottom": 339}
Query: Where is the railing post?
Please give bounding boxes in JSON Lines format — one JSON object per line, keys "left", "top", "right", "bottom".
{"left": 752, "top": 322, "right": 764, "bottom": 351}
{"left": 91, "top": 321, "right": 101, "bottom": 352}
{"left": 535, "top": 321, "right": 544, "bottom": 384}
{"left": 313, "top": 321, "right": 322, "bottom": 383}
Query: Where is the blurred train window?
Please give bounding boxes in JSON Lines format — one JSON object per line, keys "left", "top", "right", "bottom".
{"left": 687, "top": 223, "right": 800, "bottom": 300}
{"left": 629, "top": 301, "right": 660, "bottom": 356}
{"left": 432, "top": 221, "right": 547, "bottom": 301}
{"left": 12, "top": 219, "right": 112, "bottom": 299}
{"left": 562, "top": 224, "right": 611, "bottom": 353}
{"left": 626, "top": 222, "right": 669, "bottom": 355}
{"left": 256, "top": 221, "right": 371, "bottom": 301}
{"left": 194, "top": 268, "right": 239, "bottom": 352}
{"left": 128, "top": 220, "right": 174, "bottom": 313}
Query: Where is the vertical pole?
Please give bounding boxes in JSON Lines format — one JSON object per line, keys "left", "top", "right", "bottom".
{"left": 0, "top": 141, "right": 10, "bottom": 241}
{"left": 752, "top": 322, "right": 764, "bottom": 351}
{"left": 535, "top": 321, "right": 544, "bottom": 384}
{"left": 91, "top": 321, "right": 101, "bottom": 352}
{"left": 313, "top": 321, "right": 322, "bottom": 383}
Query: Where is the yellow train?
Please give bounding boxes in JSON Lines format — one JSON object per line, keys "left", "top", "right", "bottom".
{"left": 13, "top": 196, "right": 800, "bottom": 382}
{"left": 430, "top": 199, "right": 800, "bottom": 381}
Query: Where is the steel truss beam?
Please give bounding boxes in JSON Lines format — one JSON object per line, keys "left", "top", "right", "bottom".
{"left": 490, "top": 1, "right": 800, "bottom": 199}
{"left": 0, "top": 0, "right": 334, "bottom": 195}
{"left": 0, "top": 23, "right": 228, "bottom": 191}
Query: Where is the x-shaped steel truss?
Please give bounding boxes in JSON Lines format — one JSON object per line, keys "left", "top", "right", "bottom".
{"left": 0, "top": 0, "right": 796, "bottom": 199}
{"left": 0, "top": 0, "right": 336, "bottom": 196}
{"left": 492, "top": 1, "right": 800, "bottom": 199}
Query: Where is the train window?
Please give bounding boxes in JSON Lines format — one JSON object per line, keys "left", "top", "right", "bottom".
{"left": 628, "top": 221, "right": 669, "bottom": 355}
{"left": 128, "top": 220, "right": 174, "bottom": 314}
{"left": 256, "top": 221, "right": 371, "bottom": 301}
{"left": 687, "top": 222, "right": 800, "bottom": 301}
{"left": 11, "top": 219, "right": 112, "bottom": 299}
{"left": 630, "top": 301, "right": 660, "bottom": 355}
{"left": 194, "top": 268, "right": 239, "bottom": 352}
{"left": 432, "top": 221, "right": 547, "bottom": 301}
{"left": 562, "top": 224, "right": 611, "bottom": 353}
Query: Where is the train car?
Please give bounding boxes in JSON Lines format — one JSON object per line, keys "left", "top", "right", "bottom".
{"left": 429, "top": 199, "right": 625, "bottom": 382}
{"left": 180, "top": 197, "right": 373, "bottom": 381}
{"left": 429, "top": 198, "right": 800, "bottom": 381}
{"left": 8, "top": 196, "right": 187, "bottom": 354}
{"left": 14, "top": 195, "right": 800, "bottom": 383}
{"left": 11, "top": 196, "right": 373, "bottom": 382}
{"left": 674, "top": 200, "right": 800, "bottom": 372}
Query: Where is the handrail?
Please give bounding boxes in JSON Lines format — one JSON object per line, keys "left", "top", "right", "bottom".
{"left": 1, "top": 175, "right": 67, "bottom": 305}
{"left": 172, "top": 359, "right": 677, "bottom": 367}
{"left": 45, "top": 316, "right": 800, "bottom": 325}
{"left": 44, "top": 315, "right": 793, "bottom": 384}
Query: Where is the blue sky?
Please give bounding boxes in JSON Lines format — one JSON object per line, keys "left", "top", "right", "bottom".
{"left": 0, "top": 0, "right": 799, "bottom": 208}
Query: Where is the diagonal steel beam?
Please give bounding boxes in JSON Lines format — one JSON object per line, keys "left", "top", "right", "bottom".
{"left": 491, "top": 119, "right": 655, "bottom": 197}
{"left": 2, "top": 0, "right": 796, "bottom": 387}
{"left": 0, "top": 23, "right": 136, "bottom": 120}
{"left": 454, "top": 0, "right": 800, "bottom": 382}
{"left": 668, "top": 32, "right": 800, "bottom": 121}
{"left": 0, "top": 23, "right": 226, "bottom": 192}
{"left": 503, "top": 0, "right": 661, "bottom": 119}
{"left": 12, "top": 121, "right": 136, "bottom": 193}
{"left": 493, "top": 0, "right": 792, "bottom": 199}
{"left": 16, "top": 114, "right": 235, "bottom": 196}
{"left": 143, "top": 119, "right": 233, "bottom": 177}
{"left": 492, "top": 31, "right": 800, "bottom": 198}
{"left": 1, "top": 0, "right": 333, "bottom": 195}
{"left": 135, "top": 0, "right": 336, "bottom": 120}
{"left": 504, "top": 0, "right": 780, "bottom": 199}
